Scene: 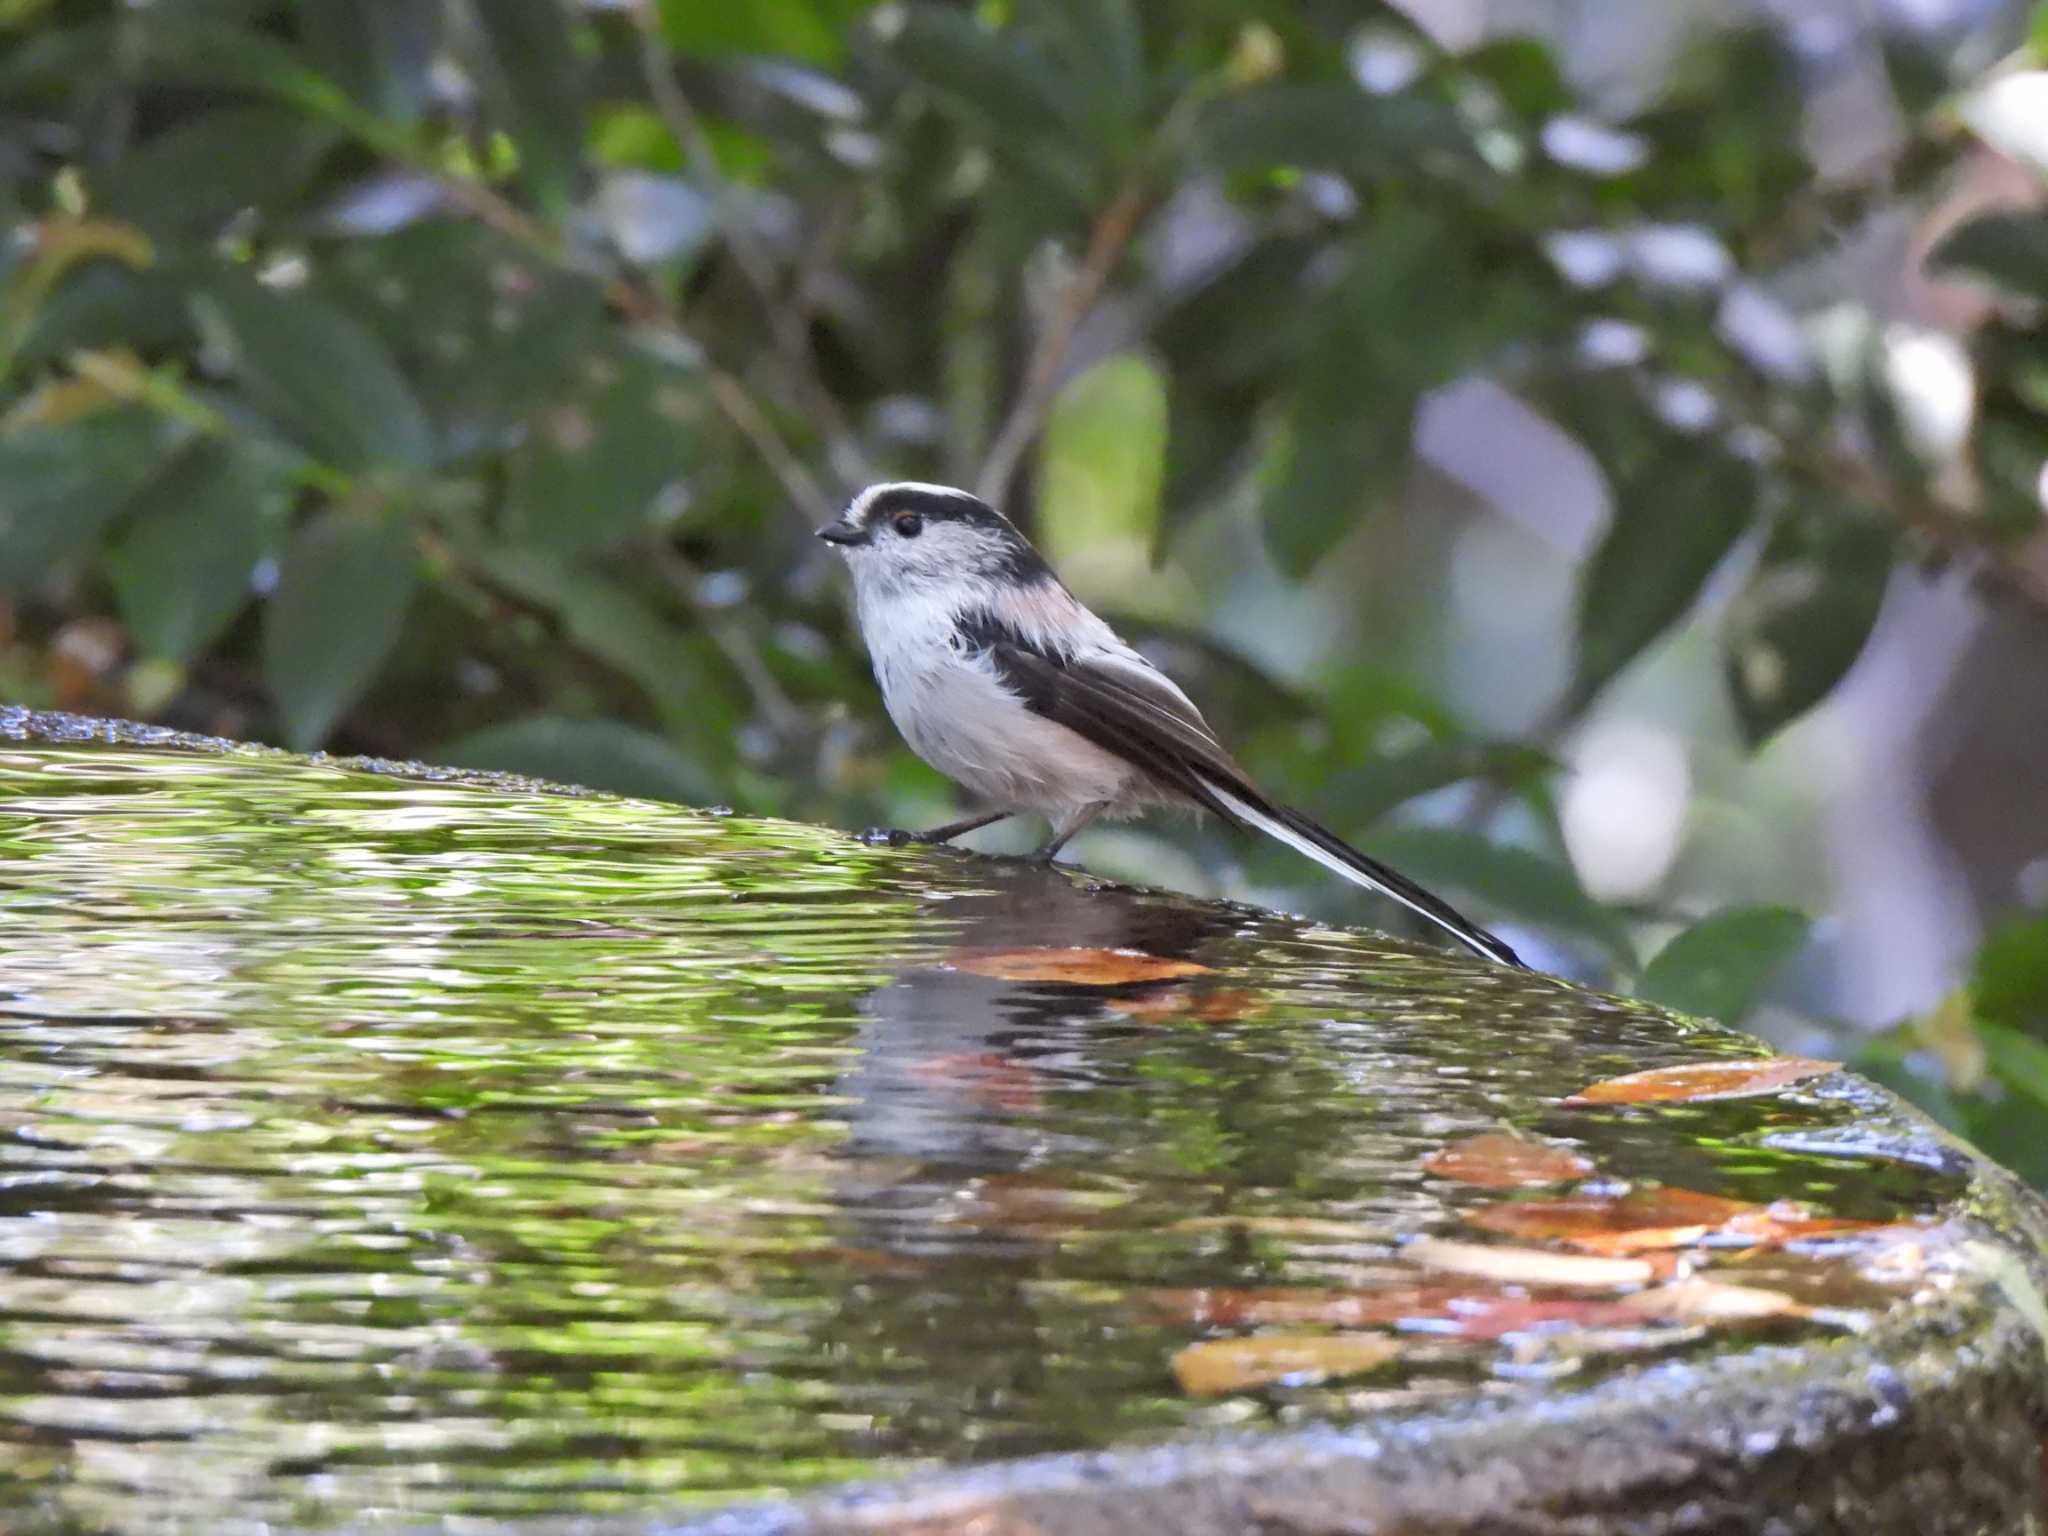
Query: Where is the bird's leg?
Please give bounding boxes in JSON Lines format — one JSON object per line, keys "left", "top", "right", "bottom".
{"left": 1032, "top": 804, "right": 1105, "bottom": 863}
{"left": 860, "top": 810, "right": 1012, "bottom": 848}
{"left": 915, "top": 810, "right": 1013, "bottom": 844}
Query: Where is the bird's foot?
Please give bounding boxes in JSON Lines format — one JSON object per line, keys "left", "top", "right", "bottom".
{"left": 857, "top": 826, "right": 923, "bottom": 847}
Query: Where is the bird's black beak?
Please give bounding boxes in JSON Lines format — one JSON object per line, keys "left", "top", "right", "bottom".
{"left": 816, "top": 520, "right": 867, "bottom": 547}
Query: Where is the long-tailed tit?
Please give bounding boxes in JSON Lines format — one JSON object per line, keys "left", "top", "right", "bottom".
{"left": 819, "top": 482, "right": 1524, "bottom": 968}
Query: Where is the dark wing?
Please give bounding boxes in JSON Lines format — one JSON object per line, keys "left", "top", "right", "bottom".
{"left": 962, "top": 609, "right": 1525, "bottom": 968}
{"left": 959, "top": 610, "right": 1244, "bottom": 815}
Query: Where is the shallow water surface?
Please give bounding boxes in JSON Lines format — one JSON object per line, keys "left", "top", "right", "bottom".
{"left": 0, "top": 732, "right": 1959, "bottom": 1531}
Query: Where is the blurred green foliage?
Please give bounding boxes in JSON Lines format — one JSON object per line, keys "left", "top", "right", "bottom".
{"left": 2, "top": 1, "right": 2047, "bottom": 1165}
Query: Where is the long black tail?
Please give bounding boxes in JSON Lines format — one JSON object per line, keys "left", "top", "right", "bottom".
{"left": 1201, "top": 782, "right": 1525, "bottom": 969}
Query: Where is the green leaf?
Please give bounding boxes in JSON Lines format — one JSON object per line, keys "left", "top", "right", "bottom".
{"left": 1978, "top": 1020, "right": 2048, "bottom": 1108}
{"left": 0, "top": 410, "right": 183, "bottom": 590}
{"left": 1202, "top": 84, "right": 1477, "bottom": 179}
{"left": 262, "top": 510, "right": 419, "bottom": 749}
{"left": 1928, "top": 211, "right": 2048, "bottom": 302}
{"left": 501, "top": 344, "right": 707, "bottom": 556}
{"left": 440, "top": 715, "right": 716, "bottom": 805}
{"left": 468, "top": 0, "right": 587, "bottom": 215}
{"left": 657, "top": 0, "right": 879, "bottom": 64}
{"left": 1263, "top": 213, "right": 1486, "bottom": 575}
{"left": 1354, "top": 826, "right": 1630, "bottom": 959}
{"left": 1036, "top": 352, "right": 1166, "bottom": 580}
{"left": 888, "top": 7, "right": 1094, "bottom": 207}
{"left": 1724, "top": 507, "right": 1891, "bottom": 745}
{"left": 1971, "top": 913, "right": 2048, "bottom": 1031}
{"left": 1576, "top": 442, "right": 1758, "bottom": 702}
{"left": 99, "top": 106, "right": 338, "bottom": 238}
{"left": 106, "top": 442, "right": 281, "bottom": 660}
{"left": 195, "top": 273, "right": 434, "bottom": 472}
{"left": 469, "top": 549, "right": 723, "bottom": 736}
{"left": 297, "top": 0, "right": 440, "bottom": 121}
{"left": 1323, "top": 741, "right": 1553, "bottom": 827}
{"left": 314, "top": 223, "right": 606, "bottom": 439}
{"left": 1637, "top": 905, "right": 1810, "bottom": 1024}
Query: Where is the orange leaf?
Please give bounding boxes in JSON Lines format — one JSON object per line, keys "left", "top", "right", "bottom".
{"left": 1421, "top": 1133, "right": 1594, "bottom": 1189}
{"left": 1467, "top": 1188, "right": 1886, "bottom": 1256}
{"left": 1467, "top": 1187, "right": 1757, "bottom": 1249}
{"left": 1105, "top": 987, "right": 1258, "bottom": 1022}
{"left": 1564, "top": 1057, "right": 1840, "bottom": 1106}
{"left": 1620, "top": 1278, "right": 1812, "bottom": 1324}
{"left": 1404, "top": 1236, "right": 1655, "bottom": 1288}
{"left": 944, "top": 946, "right": 1214, "bottom": 985}
{"left": 1171, "top": 1333, "right": 1402, "bottom": 1395}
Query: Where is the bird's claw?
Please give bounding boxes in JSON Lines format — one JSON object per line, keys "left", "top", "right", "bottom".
{"left": 858, "top": 826, "right": 921, "bottom": 847}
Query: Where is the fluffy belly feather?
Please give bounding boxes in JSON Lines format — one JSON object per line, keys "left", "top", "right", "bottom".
{"left": 882, "top": 653, "right": 1141, "bottom": 818}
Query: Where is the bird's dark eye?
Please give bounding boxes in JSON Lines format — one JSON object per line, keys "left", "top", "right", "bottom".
{"left": 893, "top": 512, "right": 924, "bottom": 538}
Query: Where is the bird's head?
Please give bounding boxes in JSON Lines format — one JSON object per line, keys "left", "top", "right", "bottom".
{"left": 818, "top": 482, "right": 1052, "bottom": 598}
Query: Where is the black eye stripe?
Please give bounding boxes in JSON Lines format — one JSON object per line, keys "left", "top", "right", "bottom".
{"left": 894, "top": 512, "right": 924, "bottom": 537}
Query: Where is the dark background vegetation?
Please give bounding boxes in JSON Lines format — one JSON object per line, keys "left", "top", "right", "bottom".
{"left": 2, "top": 0, "right": 2046, "bottom": 1177}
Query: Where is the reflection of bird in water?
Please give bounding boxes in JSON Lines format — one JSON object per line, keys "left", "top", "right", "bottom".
{"left": 831, "top": 862, "right": 1244, "bottom": 1258}
{"left": 807, "top": 865, "right": 1247, "bottom": 1456}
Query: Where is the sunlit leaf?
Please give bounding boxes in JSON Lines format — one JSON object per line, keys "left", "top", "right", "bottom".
{"left": 1402, "top": 1235, "right": 1655, "bottom": 1288}
{"left": 1170, "top": 1332, "right": 1402, "bottom": 1395}
{"left": 1638, "top": 905, "right": 1810, "bottom": 1024}
{"left": 657, "top": 0, "right": 878, "bottom": 64}
{"left": 1564, "top": 1056, "right": 1840, "bottom": 1107}
{"left": 106, "top": 441, "right": 280, "bottom": 660}
{"left": 1724, "top": 511, "right": 1890, "bottom": 744}
{"left": 1420, "top": 1133, "right": 1593, "bottom": 1189}
{"left": 1036, "top": 352, "right": 1167, "bottom": 592}
{"left": 195, "top": 274, "right": 433, "bottom": 471}
{"left": 943, "top": 947, "right": 1213, "bottom": 984}
{"left": 263, "top": 509, "right": 418, "bottom": 749}
{"left": 440, "top": 715, "right": 717, "bottom": 805}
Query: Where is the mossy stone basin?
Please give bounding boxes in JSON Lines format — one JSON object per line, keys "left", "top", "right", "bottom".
{"left": 0, "top": 707, "right": 2042, "bottom": 1535}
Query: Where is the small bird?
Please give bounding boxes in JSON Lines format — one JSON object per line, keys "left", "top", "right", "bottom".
{"left": 819, "top": 482, "right": 1523, "bottom": 968}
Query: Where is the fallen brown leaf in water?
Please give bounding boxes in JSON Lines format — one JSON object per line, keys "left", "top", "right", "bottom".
{"left": 1405, "top": 1236, "right": 1656, "bottom": 1288}
{"left": 1421, "top": 1133, "right": 1594, "bottom": 1189}
{"left": 1104, "top": 987, "right": 1258, "bottom": 1022}
{"left": 1620, "top": 1278, "right": 1811, "bottom": 1324}
{"left": 1466, "top": 1188, "right": 1885, "bottom": 1256}
{"left": 945, "top": 947, "right": 1215, "bottom": 984}
{"left": 1171, "top": 1332, "right": 1403, "bottom": 1395}
{"left": 1564, "top": 1057, "right": 1840, "bottom": 1106}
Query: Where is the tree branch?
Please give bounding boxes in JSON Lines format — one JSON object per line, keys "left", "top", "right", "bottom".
{"left": 974, "top": 175, "right": 1149, "bottom": 508}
